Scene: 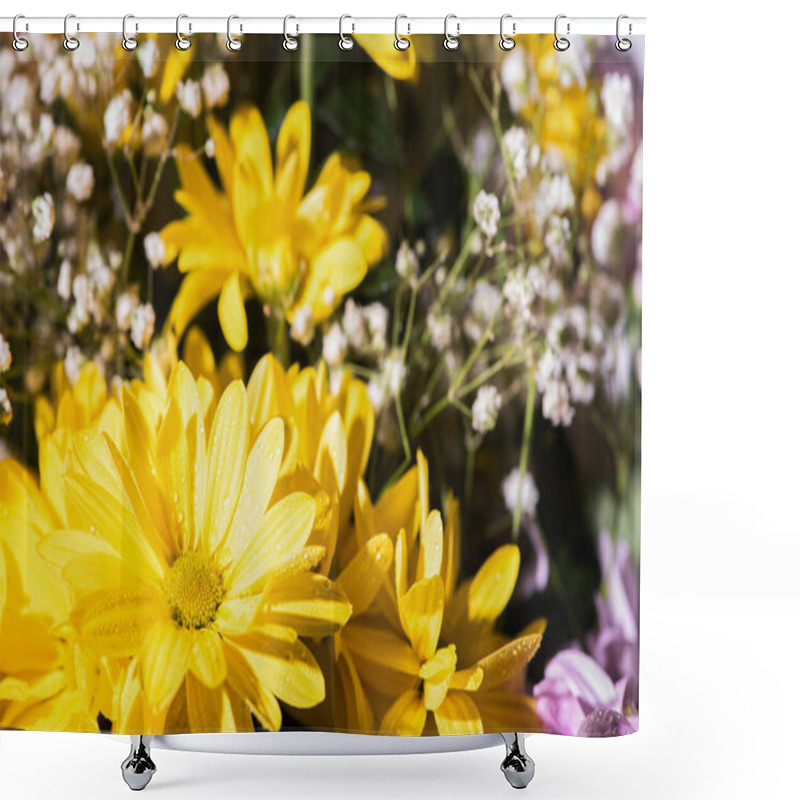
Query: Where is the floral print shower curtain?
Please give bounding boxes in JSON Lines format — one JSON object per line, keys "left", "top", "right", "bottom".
{"left": 0, "top": 32, "right": 642, "bottom": 738}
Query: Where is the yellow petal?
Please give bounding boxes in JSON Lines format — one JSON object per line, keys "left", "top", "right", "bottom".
{"left": 160, "top": 48, "right": 193, "bottom": 103}
{"left": 294, "top": 239, "right": 367, "bottom": 322}
{"left": 336, "top": 533, "right": 393, "bottom": 616}
{"left": 474, "top": 633, "right": 544, "bottom": 691}
{"left": 276, "top": 101, "right": 311, "bottom": 207}
{"left": 185, "top": 672, "right": 223, "bottom": 732}
{"left": 433, "top": 690, "right": 483, "bottom": 735}
{"left": 245, "top": 354, "right": 293, "bottom": 436}
{"left": 341, "top": 623, "right": 419, "bottom": 699}
{"left": 226, "top": 492, "right": 316, "bottom": 596}
{"left": 356, "top": 35, "right": 419, "bottom": 83}
{"left": 172, "top": 145, "right": 225, "bottom": 219}
{"left": 223, "top": 639, "right": 282, "bottom": 730}
{"left": 207, "top": 114, "right": 235, "bottom": 197}
{"left": 335, "top": 646, "right": 375, "bottom": 733}
{"left": 168, "top": 269, "right": 230, "bottom": 340}
{"left": 156, "top": 364, "right": 207, "bottom": 553}
{"left": 189, "top": 628, "right": 227, "bottom": 688}
{"left": 224, "top": 417, "right": 284, "bottom": 560}
{"left": 230, "top": 628, "right": 325, "bottom": 708}
{"left": 313, "top": 412, "right": 348, "bottom": 496}
{"left": 473, "top": 690, "right": 540, "bottom": 733}
{"left": 418, "top": 644, "right": 457, "bottom": 683}
{"left": 73, "top": 585, "right": 166, "bottom": 659}
{"left": 141, "top": 618, "right": 193, "bottom": 711}
{"left": 379, "top": 689, "right": 427, "bottom": 735}
{"left": 218, "top": 273, "right": 248, "bottom": 352}
{"left": 353, "top": 214, "right": 388, "bottom": 265}
{"left": 261, "top": 572, "right": 352, "bottom": 637}
{"left": 450, "top": 665, "right": 484, "bottom": 692}
{"left": 468, "top": 544, "right": 520, "bottom": 624}
{"left": 230, "top": 104, "right": 273, "bottom": 196}
{"left": 399, "top": 576, "right": 444, "bottom": 662}
{"left": 203, "top": 380, "right": 248, "bottom": 553}
{"left": 417, "top": 509, "right": 443, "bottom": 582}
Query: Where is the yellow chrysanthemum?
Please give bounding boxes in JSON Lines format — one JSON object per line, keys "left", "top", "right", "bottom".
{"left": 160, "top": 101, "right": 388, "bottom": 352}
{"left": 0, "top": 460, "right": 100, "bottom": 731}
{"left": 335, "top": 451, "right": 545, "bottom": 735}
{"left": 517, "top": 36, "right": 607, "bottom": 184}
{"left": 37, "top": 364, "right": 352, "bottom": 733}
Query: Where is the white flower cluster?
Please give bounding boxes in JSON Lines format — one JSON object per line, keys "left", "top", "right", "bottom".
{"left": 0, "top": 334, "right": 12, "bottom": 374}
{"left": 472, "top": 385, "right": 502, "bottom": 433}
{"left": 502, "top": 126, "right": 540, "bottom": 183}
{"left": 341, "top": 299, "right": 389, "bottom": 357}
{"left": 367, "top": 350, "right": 407, "bottom": 412}
{"left": 473, "top": 190, "right": 501, "bottom": 239}
{"left": 502, "top": 468, "right": 539, "bottom": 519}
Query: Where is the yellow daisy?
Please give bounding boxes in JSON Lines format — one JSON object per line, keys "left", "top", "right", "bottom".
{"left": 338, "top": 451, "right": 545, "bottom": 735}
{"left": 516, "top": 36, "right": 607, "bottom": 185}
{"left": 0, "top": 460, "right": 100, "bottom": 731}
{"left": 38, "top": 363, "right": 352, "bottom": 732}
{"left": 160, "top": 101, "right": 388, "bottom": 353}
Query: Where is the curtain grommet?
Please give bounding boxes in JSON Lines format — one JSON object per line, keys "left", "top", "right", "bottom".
{"left": 63, "top": 13, "right": 80, "bottom": 51}
{"left": 121, "top": 14, "right": 138, "bottom": 51}
{"left": 554, "top": 14, "right": 570, "bottom": 52}
{"left": 499, "top": 14, "right": 516, "bottom": 51}
{"left": 12, "top": 14, "right": 29, "bottom": 51}
{"left": 616, "top": 15, "right": 632, "bottom": 51}
{"left": 394, "top": 14, "right": 411, "bottom": 51}
{"left": 227, "top": 15, "right": 243, "bottom": 52}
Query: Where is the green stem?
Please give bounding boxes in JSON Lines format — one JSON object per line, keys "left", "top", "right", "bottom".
{"left": 269, "top": 311, "right": 289, "bottom": 368}
{"left": 512, "top": 367, "right": 537, "bottom": 542}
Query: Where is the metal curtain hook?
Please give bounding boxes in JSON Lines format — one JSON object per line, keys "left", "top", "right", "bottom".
{"left": 616, "top": 14, "right": 632, "bottom": 51}
{"left": 227, "top": 15, "right": 243, "bottom": 51}
{"left": 443, "top": 14, "right": 460, "bottom": 51}
{"left": 176, "top": 14, "right": 192, "bottom": 50}
{"left": 339, "top": 14, "right": 355, "bottom": 50}
{"left": 122, "top": 14, "right": 138, "bottom": 51}
{"left": 12, "top": 14, "right": 29, "bottom": 51}
{"left": 63, "top": 13, "right": 80, "bottom": 51}
{"left": 554, "top": 14, "right": 570, "bottom": 52}
{"left": 283, "top": 15, "right": 299, "bottom": 51}
{"left": 499, "top": 14, "right": 515, "bottom": 51}
{"left": 394, "top": 15, "right": 410, "bottom": 51}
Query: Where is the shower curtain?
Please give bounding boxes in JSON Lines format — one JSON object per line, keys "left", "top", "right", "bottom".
{"left": 0, "top": 31, "right": 643, "bottom": 739}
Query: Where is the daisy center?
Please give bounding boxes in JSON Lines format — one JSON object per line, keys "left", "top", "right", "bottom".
{"left": 163, "top": 553, "right": 224, "bottom": 629}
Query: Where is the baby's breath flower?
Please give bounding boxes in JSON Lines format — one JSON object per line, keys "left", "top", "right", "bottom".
{"left": 204, "top": 137, "right": 215, "bottom": 159}
{"left": 426, "top": 310, "right": 452, "bottom": 351}
{"left": 0, "top": 388, "right": 12, "bottom": 426}
{"left": 602, "top": 73, "right": 634, "bottom": 134}
{"left": 130, "top": 303, "right": 155, "bottom": 350}
{"left": 201, "top": 64, "right": 230, "bottom": 109}
{"left": 0, "top": 334, "right": 12, "bottom": 373}
{"left": 368, "top": 350, "right": 407, "bottom": 411}
{"left": 503, "top": 267, "right": 535, "bottom": 325}
{"left": 142, "top": 111, "right": 168, "bottom": 155}
{"left": 115, "top": 290, "right": 138, "bottom": 332}
{"left": 592, "top": 199, "right": 624, "bottom": 267}
{"left": 66, "top": 162, "right": 94, "bottom": 202}
{"left": 342, "top": 299, "right": 366, "bottom": 351}
{"left": 534, "top": 173, "right": 574, "bottom": 227}
{"left": 465, "top": 281, "right": 502, "bottom": 341}
{"left": 53, "top": 126, "right": 80, "bottom": 163}
{"left": 322, "top": 322, "right": 348, "bottom": 366}
{"left": 290, "top": 305, "right": 314, "bottom": 345}
{"left": 136, "top": 38, "right": 159, "bottom": 79}
{"left": 31, "top": 193, "right": 54, "bottom": 242}
{"left": 502, "top": 126, "right": 531, "bottom": 182}
{"left": 542, "top": 378, "right": 575, "bottom": 426}
{"left": 322, "top": 286, "right": 336, "bottom": 307}
{"left": 64, "top": 346, "right": 84, "bottom": 384}
{"left": 471, "top": 384, "right": 502, "bottom": 433}
{"left": 395, "top": 240, "right": 420, "bottom": 281}
{"left": 176, "top": 80, "right": 202, "bottom": 119}
{"left": 104, "top": 89, "right": 133, "bottom": 146}
{"left": 566, "top": 351, "right": 597, "bottom": 405}
{"left": 473, "top": 189, "right": 501, "bottom": 239}
{"left": 143, "top": 232, "right": 167, "bottom": 268}
{"left": 363, "top": 303, "right": 389, "bottom": 353}
{"left": 502, "top": 468, "right": 539, "bottom": 519}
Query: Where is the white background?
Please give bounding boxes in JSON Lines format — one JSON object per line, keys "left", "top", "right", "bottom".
{"left": 3, "top": 1, "right": 800, "bottom": 798}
